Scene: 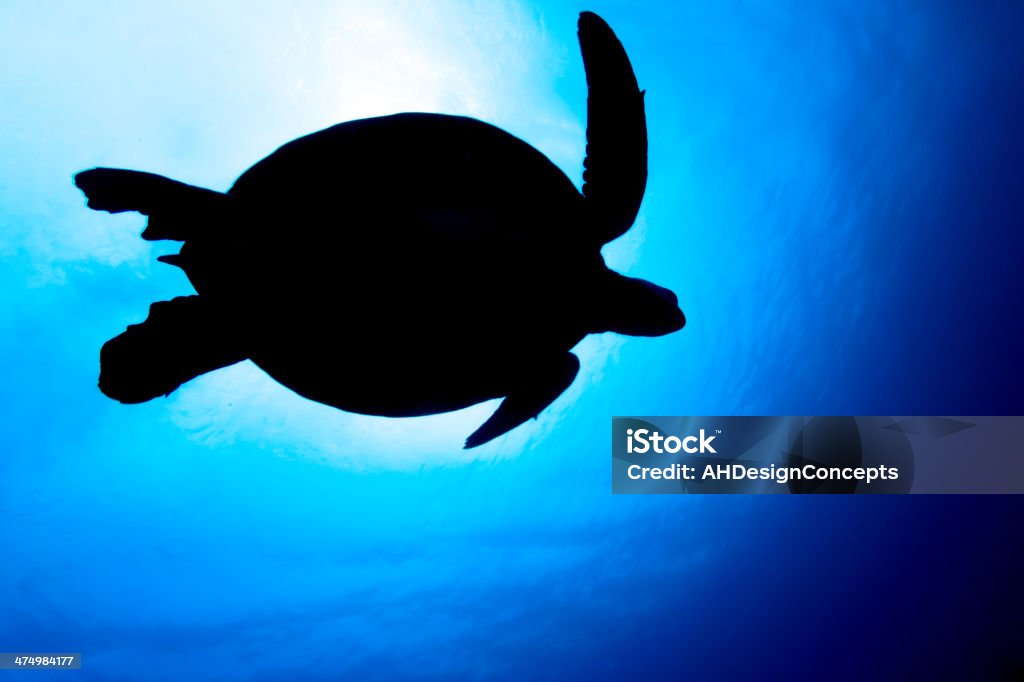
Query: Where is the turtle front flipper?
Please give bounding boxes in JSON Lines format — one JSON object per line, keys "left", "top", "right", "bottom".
{"left": 464, "top": 353, "right": 580, "bottom": 449}
{"left": 578, "top": 12, "right": 647, "bottom": 245}
{"left": 100, "top": 296, "right": 247, "bottom": 404}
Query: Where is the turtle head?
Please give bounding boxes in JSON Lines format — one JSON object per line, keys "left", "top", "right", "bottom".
{"left": 595, "top": 271, "right": 685, "bottom": 337}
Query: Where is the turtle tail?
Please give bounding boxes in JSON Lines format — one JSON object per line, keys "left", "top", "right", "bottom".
{"left": 74, "top": 168, "right": 231, "bottom": 241}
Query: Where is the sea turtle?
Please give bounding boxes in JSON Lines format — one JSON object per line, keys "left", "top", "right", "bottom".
{"left": 74, "top": 11, "right": 685, "bottom": 448}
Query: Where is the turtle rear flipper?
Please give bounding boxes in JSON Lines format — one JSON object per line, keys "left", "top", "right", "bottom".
{"left": 74, "top": 168, "right": 230, "bottom": 241}
{"left": 100, "top": 296, "right": 247, "bottom": 403}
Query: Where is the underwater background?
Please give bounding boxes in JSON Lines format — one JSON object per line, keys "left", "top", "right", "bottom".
{"left": 1, "top": 0, "right": 1022, "bottom": 679}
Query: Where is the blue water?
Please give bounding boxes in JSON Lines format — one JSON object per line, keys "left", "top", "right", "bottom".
{"left": 1, "top": 1, "right": 1021, "bottom": 680}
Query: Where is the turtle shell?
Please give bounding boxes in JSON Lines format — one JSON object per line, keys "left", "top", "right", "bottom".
{"left": 180, "top": 113, "right": 602, "bottom": 414}
{"left": 231, "top": 113, "right": 584, "bottom": 241}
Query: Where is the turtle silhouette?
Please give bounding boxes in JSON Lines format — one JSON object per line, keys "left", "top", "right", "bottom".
{"left": 74, "top": 11, "right": 684, "bottom": 448}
